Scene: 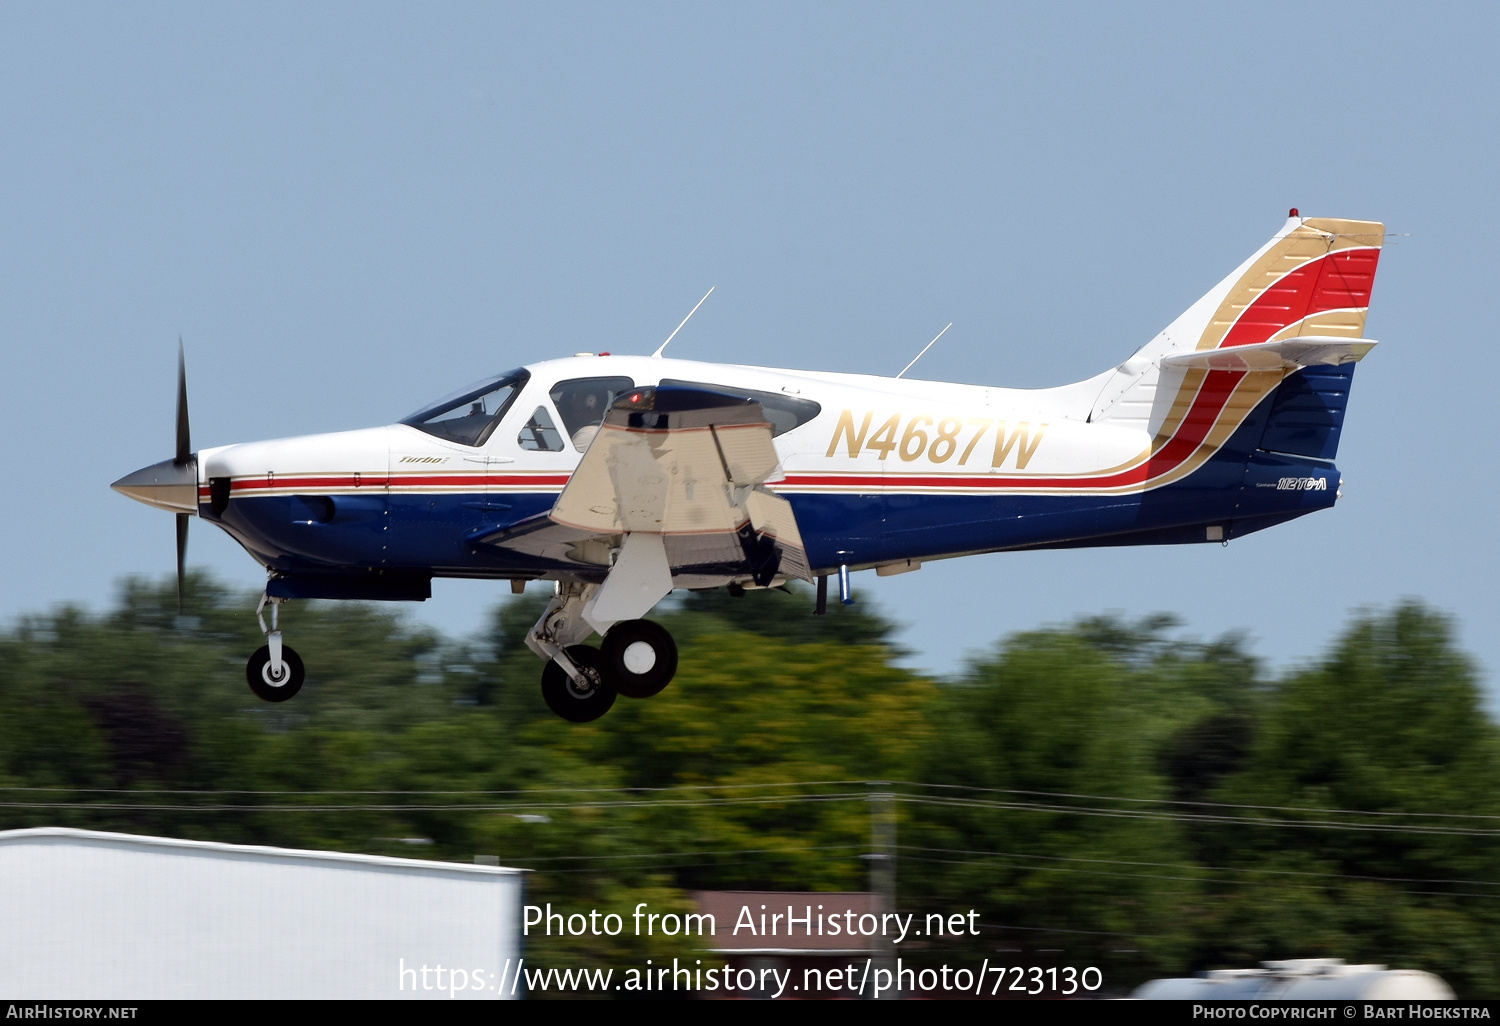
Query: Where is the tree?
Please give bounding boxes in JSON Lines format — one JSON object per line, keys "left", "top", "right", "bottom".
{"left": 1188, "top": 602, "right": 1500, "bottom": 995}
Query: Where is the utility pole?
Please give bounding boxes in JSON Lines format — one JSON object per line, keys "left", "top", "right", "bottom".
{"left": 868, "top": 781, "right": 897, "bottom": 998}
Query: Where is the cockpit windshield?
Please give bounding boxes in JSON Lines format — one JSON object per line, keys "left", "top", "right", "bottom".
{"left": 401, "top": 369, "right": 530, "bottom": 446}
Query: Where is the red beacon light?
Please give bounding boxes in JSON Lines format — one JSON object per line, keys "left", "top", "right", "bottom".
{"left": 1289, "top": 208, "right": 1300, "bottom": 218}
{"left": 597, "top": 351, "right": 610, "bottom": 356}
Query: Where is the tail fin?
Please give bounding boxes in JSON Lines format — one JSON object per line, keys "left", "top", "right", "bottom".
{"left": 1091, "top": 214, "right": 1384, "bottom": 427}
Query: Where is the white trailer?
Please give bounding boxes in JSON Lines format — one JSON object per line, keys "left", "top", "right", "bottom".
{"left": 1133, "top": 958, "right": 1454, "bottom": 1000}
{"left": 0, "top": 827, "right": 524, "bottom": 999}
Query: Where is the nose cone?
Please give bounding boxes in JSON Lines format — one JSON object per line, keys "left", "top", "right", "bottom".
{"left": 112, "top": 456, "right": 199, "bottom": 514}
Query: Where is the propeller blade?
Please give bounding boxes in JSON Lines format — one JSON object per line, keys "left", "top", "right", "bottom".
{"left": 175, "top": 338, "right": 191, "bottom": 465}
{"left": 176, "top": 512, "right": 188, "bottom": 613}
{"left": 174, "top": 341, "right": 192, "bottom": 613}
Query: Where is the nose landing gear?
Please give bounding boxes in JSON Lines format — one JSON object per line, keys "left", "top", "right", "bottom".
{"left": 247, "top": 592, "right": 305, "bottom": 702}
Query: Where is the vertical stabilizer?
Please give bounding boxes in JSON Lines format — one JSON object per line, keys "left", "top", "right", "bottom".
{"left": 1091, "top": 215, "right": 1384, "bottom": 430}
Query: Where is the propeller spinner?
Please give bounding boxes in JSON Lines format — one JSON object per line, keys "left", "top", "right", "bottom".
{"left": 110, "top": 341, "right": 197, "bottom": 609}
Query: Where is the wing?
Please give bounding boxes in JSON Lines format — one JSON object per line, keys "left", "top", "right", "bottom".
{"left": 474, "top": 385, "right": 811, "bottom": 613}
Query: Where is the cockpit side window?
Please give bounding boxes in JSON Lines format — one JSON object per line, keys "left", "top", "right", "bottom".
{"left": 658, "top": 379, "right": 822, "bottom": 437}
{"left": 518, "top": 406, "right": 565, "bottom": 452}
{"left": 401, "top": 370, "right": 530, "bottom": 447}
{"left": 549, "top": 376, "right": 635, "bottom": 451}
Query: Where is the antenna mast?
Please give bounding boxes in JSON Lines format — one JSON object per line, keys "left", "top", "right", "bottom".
{"left": 896, "top": 323, "right": 952, "bottom": 378}
{"left": 652, "top": 286, "right": 716, "bottom": 358}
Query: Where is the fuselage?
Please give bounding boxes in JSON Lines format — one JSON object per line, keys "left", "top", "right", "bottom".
{"left": 109, "top": 213, "right": 1380, "bottom": 720}
{"left": 192, "top": 352, "right": 1341, "bottom": 589}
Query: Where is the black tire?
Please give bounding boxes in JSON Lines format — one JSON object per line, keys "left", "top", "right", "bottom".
{"left": 601, "top": 620, "right": 678, "bottom": 698}
{"left": 540, "top": 645, "right": 618, "bottom": 722}
{"left": 246, "top": 644, "right": 305, "bottom": 702}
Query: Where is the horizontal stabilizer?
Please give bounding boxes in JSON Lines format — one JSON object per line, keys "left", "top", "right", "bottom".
{"left": 1160, "top": 337, "right": 1377, "bottom": 373}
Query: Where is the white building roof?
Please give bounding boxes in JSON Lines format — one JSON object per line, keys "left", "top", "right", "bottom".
{"left": 0, "top": 826, "right": 523, "bottom": 875}
{"left": 0, "top": 826, "right": 525, "bottom": 999}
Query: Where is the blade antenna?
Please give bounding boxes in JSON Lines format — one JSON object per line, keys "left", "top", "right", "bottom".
{"left": 896, "top": 323, "right": 952, "bottom": 379}
{"left": 652, "top": 286, "right": 715, "bottom": 358}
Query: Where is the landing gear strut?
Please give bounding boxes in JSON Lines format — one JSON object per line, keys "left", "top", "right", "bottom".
{"left": 525, "top": 582, "right": 678, "bottom": 721}
{"left": 248, "top": 592, "right": 304, "bottom": 702}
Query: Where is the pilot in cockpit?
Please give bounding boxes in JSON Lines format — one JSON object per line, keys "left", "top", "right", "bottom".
{"left": 548, "top": 376, "right": 635, "bottom": 452}
{"left": 560, "top": 391, "right": 602, "bottom": 450}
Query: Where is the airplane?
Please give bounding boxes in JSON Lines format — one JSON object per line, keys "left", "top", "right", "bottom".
{"left": 113, "top": 212, "right": 1384, "bottom": 722}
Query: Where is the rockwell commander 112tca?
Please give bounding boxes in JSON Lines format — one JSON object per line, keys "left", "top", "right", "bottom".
{"left": 114, "top": 212, "right": 1383, "bottom": 721}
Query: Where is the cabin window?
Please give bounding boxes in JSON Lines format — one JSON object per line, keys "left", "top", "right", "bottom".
{"left": 658, "top": 379, "right": 822, "bottom": 437}
{"left": 401, "top": 370, "right": 530, "bottom": 447}
{"left": 549, "top": 376, "right": 635, "bottom": 451}
{"left": 518, "top": 406, "right": 565, "bottom": 451}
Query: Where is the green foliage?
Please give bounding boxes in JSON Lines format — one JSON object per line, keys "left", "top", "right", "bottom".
{"left": 671, "top": 582, "right": 899, "bottom": 650}
{"left": 537, "top": 630, "right": 936, "bottom": 891}
{"left": 1185, "top": 603, "right": 1500, "bottom": 995}
{"left": 902, "top": 617, "right": 1256, "bottom": 978}
{"left": 0, "top": 579, "right": 1496, "bottom": 995}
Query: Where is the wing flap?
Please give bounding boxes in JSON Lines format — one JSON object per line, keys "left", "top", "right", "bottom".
{"left": 478, "top": 385, "right": 811, "bottom": 585}
{"left": 711, "top": 422, "right": 782, "bottom": 485}
{"left": 745, "top": 489, "right": 810, "bottom": 582}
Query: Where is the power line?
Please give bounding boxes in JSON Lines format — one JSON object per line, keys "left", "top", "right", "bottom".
{"left": 898, "top": 781, "right": 1500, "bottom": 822}
{"left": 474, "top": 839, "right": 1500, "bottom": 894}
{"left": 0, "top": 792, "right": 873, "bottom": 813}
{"left": 9, "top": 789, "right": 1500, "bottom": 838}
{"left": 900, "top": 795, "right": 1500, "bottom": 838}
{"left": 0, "top": 779, "right": 869, "bottom": 797}
{"left": 502, "top": 844, "right": 867, "bottom": 863}
{"left": 6, "top": 779, "right": 1494, "bottom": 826}
{"left": 898, "top": 854, "right": 1500, "bottom": 902}
{"left": 896, "top": 845, "right": 1500, "bottom": 889}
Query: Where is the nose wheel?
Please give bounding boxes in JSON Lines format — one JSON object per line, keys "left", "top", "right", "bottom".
{"left": 247, "top": 590, "right": 305, "bottom": 703}
{"left": 247, "top": 644, "right": 305, "bottom": 702}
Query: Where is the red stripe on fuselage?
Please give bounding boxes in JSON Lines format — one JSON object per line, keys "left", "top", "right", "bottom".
{"left": 224, "top": 472, "right": 572, "bottom": 492}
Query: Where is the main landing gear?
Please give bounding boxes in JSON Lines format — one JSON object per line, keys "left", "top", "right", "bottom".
{"left": 526, "top": 583, "right": 679, "bottom": 723}
{"left": 247, "top": 592, "right": 305, "bottom": 703}
{"left": 539, "top": 644, "right": 616, "bottom": 723}
{"left": 601, "top": 619, "right": 677, "bottom": 698}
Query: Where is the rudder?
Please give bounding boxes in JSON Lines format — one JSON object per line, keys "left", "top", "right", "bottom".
{"left": 1256, "top": 363, "right": 1358, "bottom": 461}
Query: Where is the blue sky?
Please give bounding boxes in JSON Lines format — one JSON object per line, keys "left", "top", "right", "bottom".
{"left": 2, "top": 3, "right": 1494, "bottom": 686}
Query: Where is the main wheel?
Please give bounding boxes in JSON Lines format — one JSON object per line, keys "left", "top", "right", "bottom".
{"left": 540, "top": 645, "right": 618, "bottom": 722}
{"left": 601, "top": 620, "right": 678, "bottom": 698}
{"left": 246, "top": 645, "right": 305, "bottom": 702}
